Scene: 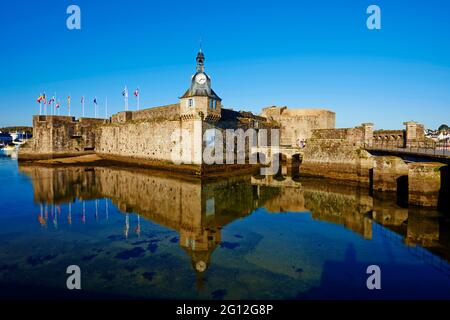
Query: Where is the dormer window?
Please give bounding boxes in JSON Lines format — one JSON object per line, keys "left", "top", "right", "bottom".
{"left": 209, "top": 99, "right": 214, "bottom": 109}
{"left": 213, "top": 100, "right": 217, "bottom": 109}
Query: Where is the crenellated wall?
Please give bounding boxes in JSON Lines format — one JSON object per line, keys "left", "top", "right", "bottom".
{"left": 300, "top": 124, "right": 374, "bottom": 183}
{"left": 261, "top": 107, "right": 335, "bottom": 147}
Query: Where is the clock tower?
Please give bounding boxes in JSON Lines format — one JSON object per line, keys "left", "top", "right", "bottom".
{"left": 180, "top": 49, "right": 222, "bottom": 121}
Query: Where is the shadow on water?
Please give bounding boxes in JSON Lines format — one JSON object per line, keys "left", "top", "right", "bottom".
{"left": 298, "top": 241, "right": 450, "bottom": 300}
{"left": 396, "top": 175, "right": 409, "bottom": 207}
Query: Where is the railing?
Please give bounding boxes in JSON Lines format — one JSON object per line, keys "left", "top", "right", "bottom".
{"left": 364, "top": 140, "right": 450, "bottom": 158}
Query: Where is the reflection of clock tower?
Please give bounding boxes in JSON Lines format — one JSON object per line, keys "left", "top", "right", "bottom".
{"left": 180, "top": 49, "right": 222, "bottom": 121}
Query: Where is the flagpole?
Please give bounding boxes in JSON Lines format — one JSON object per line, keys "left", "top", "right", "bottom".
{"left": 68, "top": 94, "right": 71, "bottom": 116}
{"left": 105, "top": 97, "right": 108, "bottom": 118}
{"left": 137, "top": 89, "right": 140, "bottom": 110}
{"left": 54, "top": 92, "right": 57, "bottom": 116}
{"left": 94, "top": 98, "right": 98, "bottom": 118}
{"left": 124, "top": 86, "right": 128, "bottom": 111}
{"left": 39, "top": 101, "right": 42, "bottom": 115}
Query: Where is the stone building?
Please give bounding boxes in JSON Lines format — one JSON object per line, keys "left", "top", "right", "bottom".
{"left": 261, "top": 107, "right": 335, "bottom": 147}
{"left": 20, "top": 50, "right": 335, "bottom": 174}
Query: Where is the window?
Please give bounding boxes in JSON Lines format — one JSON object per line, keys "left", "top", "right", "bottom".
{"left": 213, "top": 100, "right": 217, "bottom": 109}
{"left": 188, "top": 99, "right": 193, "bottom": 108}
{"left": 209, "top": 99, "right": 214, "bottom": 109}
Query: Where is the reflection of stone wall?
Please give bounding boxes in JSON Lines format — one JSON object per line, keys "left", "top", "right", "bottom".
{"left": 20, "top": 165, "right": 259, "bottom": 232}
{"left": 371, "top": 198, "right": 450, "bottom": 260}
{"left": 19, "top": 166, "right": 101, "bottom": 204}
{"left": 372, "top": 198, "right": 408, "bottom": 228}
{"left": 302, "top": 180, "right": 373, "bottom": 239}
{"left": 405, "top": 211, "right": 440, "bottom": 247}
{"left": 21, "top": 163, "right": 450, "bottom": 261}
{"left": 262, "top": 187, "right": 305, "bottom": 212}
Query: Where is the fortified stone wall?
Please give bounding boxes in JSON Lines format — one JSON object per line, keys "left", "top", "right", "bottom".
{"left": 300, "top": 124, "right": 374, "bottom": 183}
{"left": 111, "top": 104, "right": 180, "bottom": 123}
{"left": 373, "top": 130, "right": 405, "bottom": 147}
{"left": 96, "top": 117, "right": 204, "bottom": 172}
{"left": 203, "top": 109, "right": 279, "bottom": 166}
{"left": 19, "top": 116, "right": 105, "bottom": 160}
{"left": 261, "top": 106, "right": 335, "bottom": 147}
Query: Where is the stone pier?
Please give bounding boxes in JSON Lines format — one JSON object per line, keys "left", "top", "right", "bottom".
{"left": 408, "top": 162, "right": 447, "bottom": 208}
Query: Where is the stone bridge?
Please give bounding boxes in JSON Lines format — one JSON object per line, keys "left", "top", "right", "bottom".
{"left": 365, "top": 144, "right": 450, "bottom": 163}
{"left": 251, "top": 145, "right": 304, "bottom": 167}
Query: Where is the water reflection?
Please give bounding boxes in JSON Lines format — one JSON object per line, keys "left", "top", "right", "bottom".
{"left": 8, "top": 163, "right": 450, "bottom": 298}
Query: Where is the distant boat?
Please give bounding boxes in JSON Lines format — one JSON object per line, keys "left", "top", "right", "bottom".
{"left": 2, "top": 145, "right": 16, "bottom": 151}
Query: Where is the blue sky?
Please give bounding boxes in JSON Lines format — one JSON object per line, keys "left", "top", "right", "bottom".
{"left": 0, "top": 0, "right": 449, "bottom": 129}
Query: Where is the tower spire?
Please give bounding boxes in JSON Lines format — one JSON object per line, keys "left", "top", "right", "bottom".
{"left": 196, "top": 46, "right": 205, "bottom": 73}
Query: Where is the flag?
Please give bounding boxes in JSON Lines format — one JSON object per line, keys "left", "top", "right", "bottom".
{"left": 67, "top": 96, "right": 71, "bottom": 104}
{"left": 81, "top": 96, "right": 84, "bottom": 104}
{"left": 134, "top": 88, "right": 139, "bottom": 97}
{"left": 55, "top": 101, "right": 60, "bottom": 108}
{"left": 42, "top": 93, "right": 46, "bottom": 104}
{"left": 94, "top": 97, "right": 98, "bottom": 105}
{"left": 37, "top": 95, "right": 44, "bottom": 103}
{"left": 122, "top": 87, "right": 128, "bottom": 98}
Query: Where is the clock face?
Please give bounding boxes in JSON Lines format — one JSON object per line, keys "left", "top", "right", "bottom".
{"left": 195, "top": 73, "right": 207, "bottom": 85}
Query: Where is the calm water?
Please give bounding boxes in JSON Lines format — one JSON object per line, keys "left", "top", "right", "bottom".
{"left": 0, "top": 152, "right": 449, "bottom": 300}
